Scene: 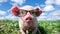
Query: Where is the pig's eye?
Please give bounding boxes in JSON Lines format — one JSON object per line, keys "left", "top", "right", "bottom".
{"left": 33, "top": 10, "right": 37, "bottom": 13}
{"left": 20, "top": 10, "right": 26, "bottom": 14}
{"left": 19, "top": 9, "right": 27, "bottom": 16}
{"left": 31, "top": 10, "right": 37, "bottom": 14}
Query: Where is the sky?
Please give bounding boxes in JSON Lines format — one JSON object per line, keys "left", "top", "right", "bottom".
{"left": 0, "top": 0, "right": 60, "bottom": 21}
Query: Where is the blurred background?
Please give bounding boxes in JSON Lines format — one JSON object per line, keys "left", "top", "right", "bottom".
{"left": 0, "top": 0, "right": 60, "bottom": 34}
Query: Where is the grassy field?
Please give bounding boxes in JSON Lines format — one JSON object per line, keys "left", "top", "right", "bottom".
{"left": 0, "top": 20, "right": 60, "bottom": 34}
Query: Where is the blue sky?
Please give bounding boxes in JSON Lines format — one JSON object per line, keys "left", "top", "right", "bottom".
{"left": 0, "top": 0, "right": 60, "bottom": 20}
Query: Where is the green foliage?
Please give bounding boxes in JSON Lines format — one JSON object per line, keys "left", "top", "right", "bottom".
{"left": 0, "top": 20, "right": 60, "bottom": 34}
{"left": 38, "top": 20, "right": 60, "bottom": 34}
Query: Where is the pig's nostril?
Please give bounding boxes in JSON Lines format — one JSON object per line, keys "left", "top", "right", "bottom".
{"left": 26, "top": 18, "right": 28, "bottom": 20}
{"left": 30, "top": 18, "right": 32, "bottom": 20}
{"left": 26, "top": 18, "right": 32, "bottom": 20}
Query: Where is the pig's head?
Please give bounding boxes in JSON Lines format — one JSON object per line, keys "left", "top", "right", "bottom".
{"left": 11, "top": 5, "right": 42, "bottom": 23}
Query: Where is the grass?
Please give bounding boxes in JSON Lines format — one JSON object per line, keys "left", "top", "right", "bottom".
{"left": 0, "top": 20, "right": 60, "bottom": 34}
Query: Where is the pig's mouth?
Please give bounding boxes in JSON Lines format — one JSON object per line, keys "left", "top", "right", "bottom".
{"left": 25, "top": 20, "right": 32, "bottom": 23}
{"left": 23, "top": 19, "right": 33, "bottom": 23}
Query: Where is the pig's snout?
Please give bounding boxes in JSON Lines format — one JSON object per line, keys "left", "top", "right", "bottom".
{"left": 25, "top": 17, "right": 32, "bottom": 20}
{"left": 23, "top": 15, "right": 33, "bottom": 23}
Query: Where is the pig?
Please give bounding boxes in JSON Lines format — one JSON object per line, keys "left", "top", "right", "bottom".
{"left": 11, "top": 5, "right": 43, "bottom": 34}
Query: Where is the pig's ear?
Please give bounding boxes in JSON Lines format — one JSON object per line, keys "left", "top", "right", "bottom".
{"left": 35, "top": 7, "right": 42, "bottom": 16}
{"left": 11, "top": 6, "right": 20, "bottom": 16}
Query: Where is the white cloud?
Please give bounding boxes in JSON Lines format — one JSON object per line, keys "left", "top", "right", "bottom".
{"left": 5, "top": 14, "right": 18, "bottom": 20}
{"left": 49, "top": 10, "right": 60, "bottom": 16}
{"left": 43, "top": 0, "right": 60, "bottom": 20}
{"left": 0, "top": 17, "right": 5, "bottom": 20}
{"left": 0, "top": 10, "right": 6, "bottom": 15}
{"left": 10, "top": 2, "right": 18, "bottom": 6}
{"left": 41, "top": 13, "right": 47, "bottom": 16}
{"left": 39, "top": 15, "right": 47, "bottom": 19}
{"left": 55, "top": 0, "right": 60, "bottom": 5}
{"left": 0, "top": 0, "right": 8, "bottom": 3}
{"left": 44, "top": 5, "right": 55, "bottom": 11}
{"left": 45, "top": 0, "right": 60, "bottom": 5}
{"left": 0, "top": 14, "right": 18, "bottom": 20}
{"left": 40, "top": 4, "right": 45, "bottom": 7}
{"left": 44, "top": 10, "right": 60, "bottom": 20}
{"left": 37, "top": 15, "right": 47, "bottom": 21}
{"left": 46, "top": 15, "right": 60, "bottom": 20}
{"left": 11, "top": 0, "right": 26, "bottom": 5}
{"left": 37, "top": 10, "right": 60, "bottom": 20}
{"left": 45, "top": 0, "right": 54, "bottom": 5}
